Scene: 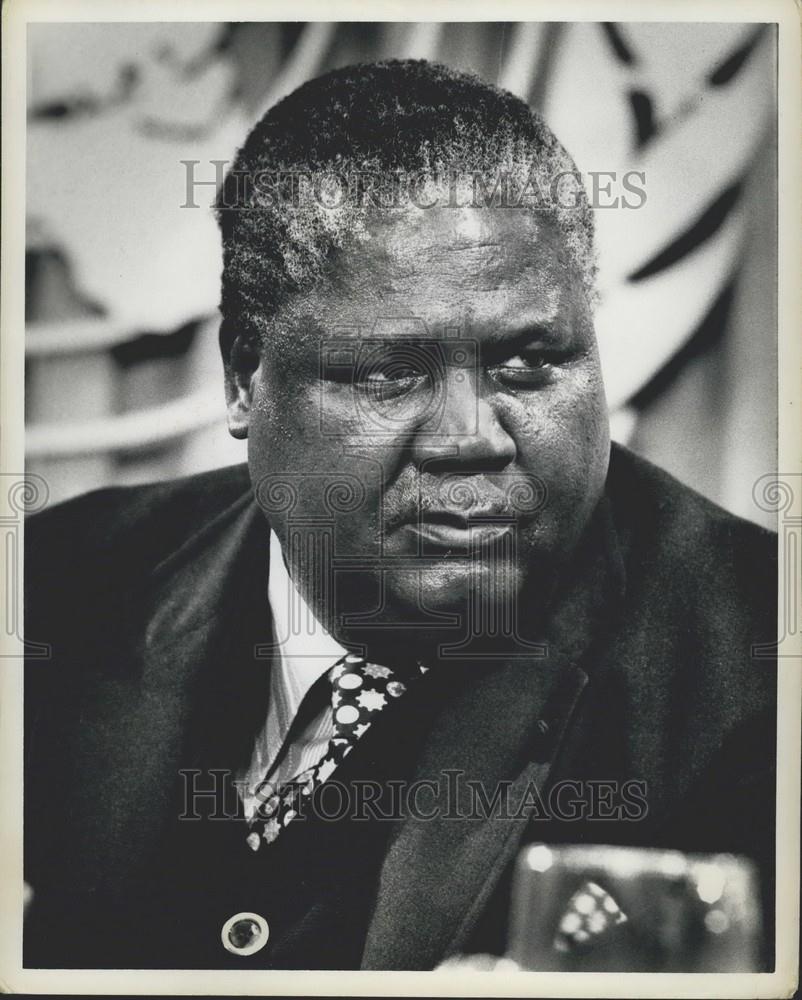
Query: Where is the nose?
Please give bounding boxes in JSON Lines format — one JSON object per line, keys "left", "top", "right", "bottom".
{"left": 411, "top": 369, "right": 516, "bottom": 470}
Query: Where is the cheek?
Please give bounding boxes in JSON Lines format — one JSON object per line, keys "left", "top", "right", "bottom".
{"left": 247, "top": 376, "right": 408, "bottom": 547}
{"left": 508, "top": 369, "right": 609, "bottom": 517}
{"left": 245, "top": 372, "right": 327, "bottom": 511}
{"left": 256, "top": 369, "right": 410, "bottom": 469}
{"left": 248, "top": 367, "right": 336, "bottom": 471}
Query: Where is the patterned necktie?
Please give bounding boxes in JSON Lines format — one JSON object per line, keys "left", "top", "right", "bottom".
{"left": 246, "top": 652, "right": 429, "bottom": 851}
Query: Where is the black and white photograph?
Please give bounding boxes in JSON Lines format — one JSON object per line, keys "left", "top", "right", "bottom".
{"left": 1, "top": 3, "right": 799, "bottom": 995}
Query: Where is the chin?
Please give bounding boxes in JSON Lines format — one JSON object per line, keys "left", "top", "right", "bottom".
{"left": 335, "top": 562, "right": 536, "bottom": 663}
{"left": 350, "top": 564, "right": 535, "bottom": 664}
{"left": 389, "top": 559, "right": 527, "bottom": 622}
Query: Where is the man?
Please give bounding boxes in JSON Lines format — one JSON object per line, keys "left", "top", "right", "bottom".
{"left": 24, "top": 60, "right": 776, "bottom": 970}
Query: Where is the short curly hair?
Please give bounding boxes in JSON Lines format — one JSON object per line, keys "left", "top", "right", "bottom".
{"left": 216, "top": 59, "right": 596, "bottom": 358}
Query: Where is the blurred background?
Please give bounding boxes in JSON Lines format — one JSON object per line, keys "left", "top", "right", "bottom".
{"left": 25, "top": 21, "right": 777, "bottom": 526}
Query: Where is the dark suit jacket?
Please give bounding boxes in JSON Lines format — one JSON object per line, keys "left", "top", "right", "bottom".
{"left": 23, "top": 444, "right": 777, "bottom": 969}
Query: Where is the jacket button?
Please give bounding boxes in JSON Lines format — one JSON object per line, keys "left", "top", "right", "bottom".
{"left": 221, "top": 912, "right": 269, "bottom": 956}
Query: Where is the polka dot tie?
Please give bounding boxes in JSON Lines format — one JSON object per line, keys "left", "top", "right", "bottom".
{"left": 246, "top": 653, "right": 429, "bottom": 851}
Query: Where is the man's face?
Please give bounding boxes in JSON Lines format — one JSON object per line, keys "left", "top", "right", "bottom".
{"left": 232, "top": 205, "right": 609, "bottom": 658}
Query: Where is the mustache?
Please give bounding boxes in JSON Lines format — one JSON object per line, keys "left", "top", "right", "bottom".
{"left": 385, "top": 473, "right": 549, "bottom": 527}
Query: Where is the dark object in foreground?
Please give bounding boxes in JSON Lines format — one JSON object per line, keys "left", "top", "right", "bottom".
{"left": 509, "top": 844, "right": 763, "bottom": 972}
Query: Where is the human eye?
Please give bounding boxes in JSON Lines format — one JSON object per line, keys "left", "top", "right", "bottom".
{"left": 354, "top": 350, "right": 430, "bottom": 400}
{"left": 321, "top": 345, "right": 427, "bottom": 395}
{"left": 490, "top": 348, "right": 564, "bottom": 387}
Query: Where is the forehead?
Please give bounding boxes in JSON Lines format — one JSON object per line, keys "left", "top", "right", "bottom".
{"left": 271, "top": 206, "right": 586, "bottom": 342}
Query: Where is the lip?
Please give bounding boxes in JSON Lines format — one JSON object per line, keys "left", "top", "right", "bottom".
{"left": 403, "top": 512, "right": 515, "bottom": 550}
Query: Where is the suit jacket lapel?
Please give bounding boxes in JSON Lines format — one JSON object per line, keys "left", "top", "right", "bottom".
{"left": 63, "top": 487, "right": 273, "bottom": 895}
{"left": 361, "top": 496, "right": 626, "bottom": 969}
{"left": 359, "top": 655, "right": 588, "bottom": 969}
{"left": 142, "top": 491, "right": 274, "bottom": 775}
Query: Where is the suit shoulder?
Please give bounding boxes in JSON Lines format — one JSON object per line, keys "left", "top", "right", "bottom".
{"left": 602, "top": 447, "right": 777, "bottom": 812}
{"left": 606, "top": 444, "right": 776, "bottom": 658}
{"left": 607, "top": 443, "right": 775, "bottom": 571}
{"left": 25, "top": 463, "right": 252, "bottom": 591}
{"left": 605, "top": 443, "right": 776, "bottom": 692}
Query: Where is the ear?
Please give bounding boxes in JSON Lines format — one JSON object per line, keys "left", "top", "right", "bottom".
{"left": 223, "top": 329, "right": 262, "bottom": 440}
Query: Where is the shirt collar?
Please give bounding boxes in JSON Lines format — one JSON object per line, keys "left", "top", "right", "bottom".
{"left": 267, "top": 529, "right": 347, "bottom": 704}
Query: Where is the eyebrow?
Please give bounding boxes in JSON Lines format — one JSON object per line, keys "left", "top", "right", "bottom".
{"left": 325, "top": 325, "right": 563, "bottom": 352}
{"left": 283, "top": 314, "right": 569, "bottom": 359}
{"left": 479, "top": 321, "right": 566, "bottom": 356}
